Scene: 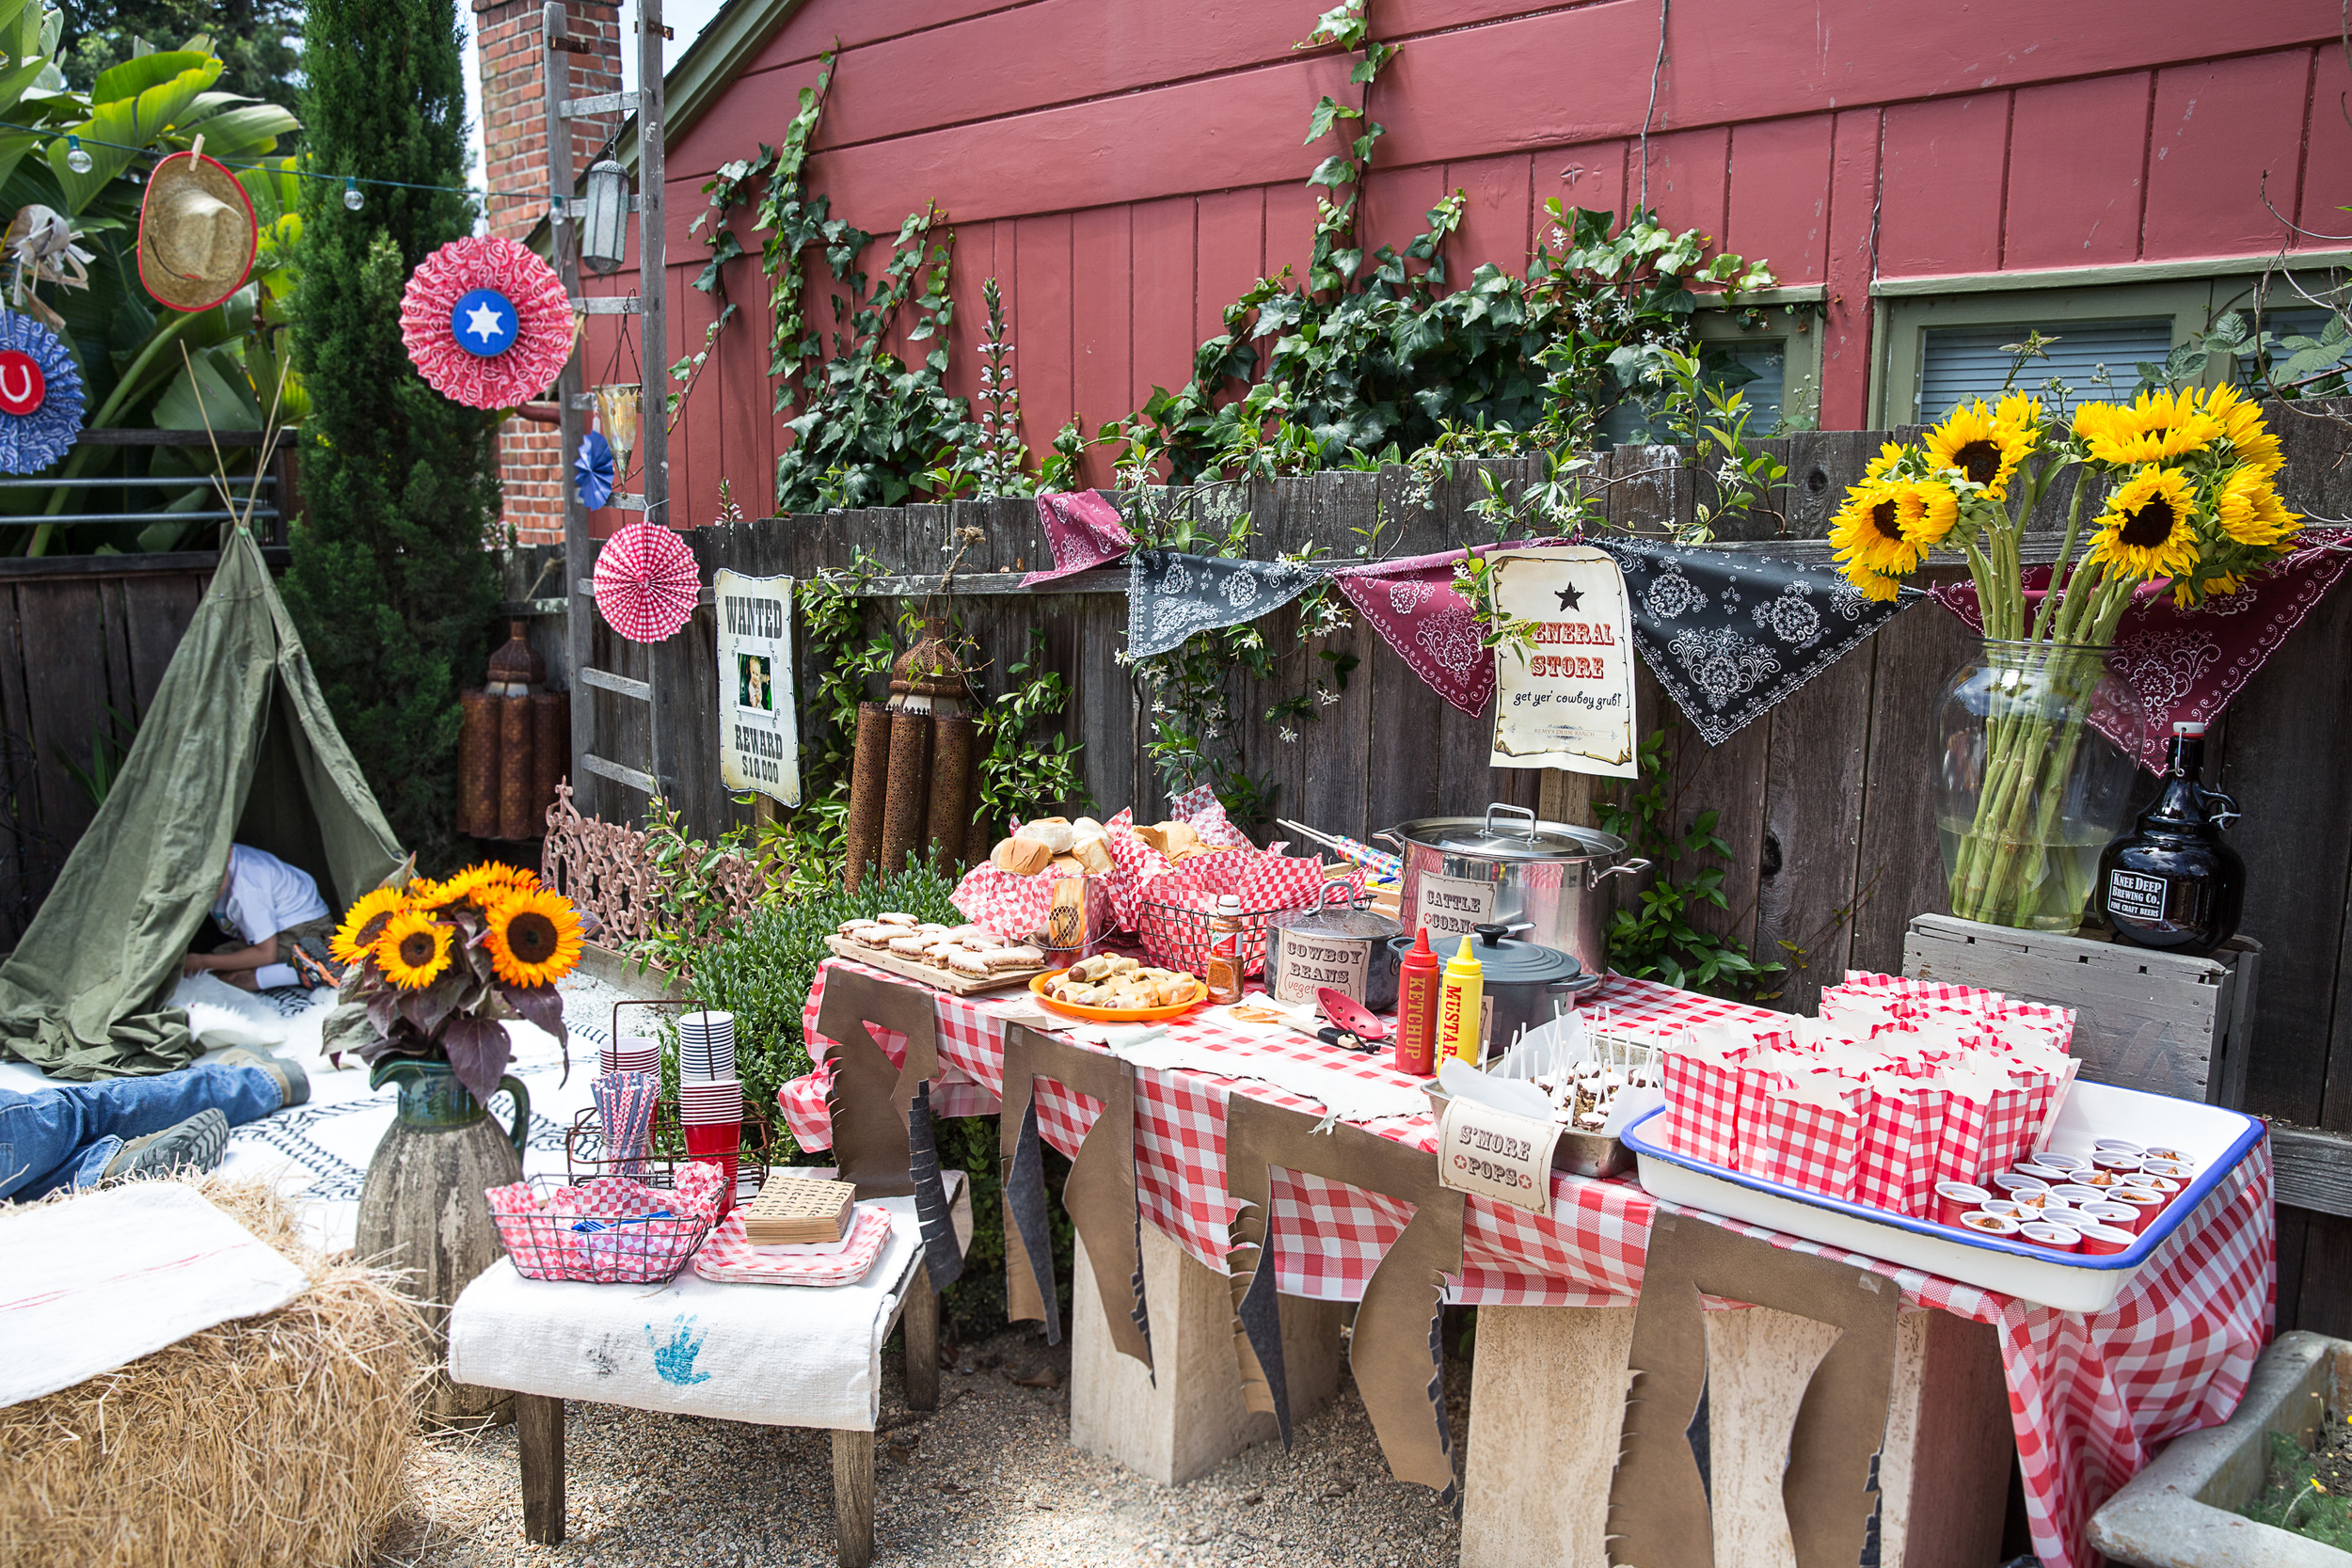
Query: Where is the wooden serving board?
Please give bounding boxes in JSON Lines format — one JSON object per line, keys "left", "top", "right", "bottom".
{"left": 824, "top": 935, "right": 1049, "bottom": 995}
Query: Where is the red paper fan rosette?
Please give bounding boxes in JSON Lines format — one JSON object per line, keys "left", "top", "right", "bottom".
{"left": 593, "top": 521, "right": 700, "bottom": 642}
{"left": 399, "top": 235, "right": 571, "bottom": 409}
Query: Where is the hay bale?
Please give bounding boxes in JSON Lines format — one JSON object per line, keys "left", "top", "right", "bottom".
{"left": 0, "top": 1175, "right": 426, "bottom": 1567}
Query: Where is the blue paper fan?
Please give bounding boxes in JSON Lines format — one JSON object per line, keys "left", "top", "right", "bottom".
{"left": 575, "top": 428, "right": 615, "bottom": 511}
{"left": 0, "top": 310, "right": 85, "bottom": 474}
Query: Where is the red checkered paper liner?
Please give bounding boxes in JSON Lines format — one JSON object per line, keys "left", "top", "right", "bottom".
{"left": 1134, "top": 851, "right": 1359, "bottom": 976}
{"left": 785, "top": 958, "right": 2271, "bottom": 1568}
{"left": 485, "top": 1163, "right": 725, "bottom": 1283}
{"left": 1937, "top": 1077, "right": 2042, "bottom": 1185}
{"left": 1660, "top": 1052, "right": 1745, "bottom": 1166}
{"left": 1829, "top": 970, "right": 2078, "bottom": 1051}
{"left": 1859, "top": 1083, "right": 1949, "bottom": 1218}
{"left": 1166, "top": 784, "right": 1255, "bottom": 849}
{"left": 1750, "top": 1076, "right": 1874, "bottom": 1201}
{"left": 693, "top": 1203, "right": 892, "bottom": 1286}
{"left": 950, "top": 859, "right": 1112, "bottom": 944}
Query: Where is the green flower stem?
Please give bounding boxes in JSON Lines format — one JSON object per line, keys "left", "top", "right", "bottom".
{"left": 2030, "top": 470, "right": 2091, "bottom": 642}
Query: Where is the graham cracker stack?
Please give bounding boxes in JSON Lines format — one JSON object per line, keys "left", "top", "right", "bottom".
{"left": 741, "top": 1176, "right": 857, "bottom": 1244}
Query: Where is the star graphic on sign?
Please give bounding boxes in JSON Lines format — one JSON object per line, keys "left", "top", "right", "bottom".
{"left": 463, "top": 299, "right": 509, "bottom": 344}
{"left": 1553, "top": 582, "right": 1583, "bottom": 611}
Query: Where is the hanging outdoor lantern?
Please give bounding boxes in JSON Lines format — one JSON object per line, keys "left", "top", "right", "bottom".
{"left": 580, "top": 159, "right": 629, "bottom": 275}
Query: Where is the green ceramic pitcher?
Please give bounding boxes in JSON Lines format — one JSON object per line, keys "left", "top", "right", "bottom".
{"left": 370, "top": 1056, "right": 530, "bottom": 1155}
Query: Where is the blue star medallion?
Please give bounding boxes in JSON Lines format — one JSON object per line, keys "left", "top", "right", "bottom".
{"left": 452, "top": 288, "right": 517, "bottom": 357}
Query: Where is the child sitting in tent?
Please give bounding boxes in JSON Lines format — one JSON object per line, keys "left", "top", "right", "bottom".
{"left": 181, "top": 845, "right": 342, "bottom": 992}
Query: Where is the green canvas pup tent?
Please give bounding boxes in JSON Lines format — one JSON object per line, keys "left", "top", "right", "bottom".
{"left": 0, "top": 529, "right": 404, "bottom": 1078}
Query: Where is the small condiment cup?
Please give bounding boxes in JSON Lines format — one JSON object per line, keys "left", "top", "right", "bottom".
{"left": 1979, "top": 1198, "right": 2026, "bottom": 1220}
{"left": 2109, "top": 1189, "right": 2166, "bottom": 1227}
{"left": 2029, "top": 1152, "right": 2086, "bottom": 1173}
{"left": 2141, "top": 1159, "right": 2195, "bottom": 1181}
{"left": 2048, "top": 1183, "right": 2107, "bottom": 1208}
{"left": 2015, "top": 1161, "right": 2073, "bottom": 1183}
{"left": 2019, "top": 1222, "right": 2081, "bottom": 1252}
{"left": 2093, "top": 1138, "right": 2146, "bottom": 1156}
{"left": 1992, "top": 1173, "right": 2050, "bottom": 1198}
{"left": 2136, "top": 1175, "right": 2182, "bottom": 1198}
{"left": 2077, "top": 1202, "right": 2138, "bottom": 1235}
{"left": 2090, "top": 1153, "right": 2144, "bottom": 1176}
{"left": 1961, "top": 1212, "right": 2023, "bottom": 1237}
{"left": 2009, "top": 1188, "right": 2054, "bottom": 1210}
{"left": 2142, "top": 1146, "right": 2190, "bottom": 1164}
{"left": 1935, "top": 1181, "right": 1993, "bottom": 1227}
{"left": 2072, "top": 1170, "right": 2124, "bottom": 1188}
{"left": 2075, "top": 1222, "right": 2137, "bottom": 1256}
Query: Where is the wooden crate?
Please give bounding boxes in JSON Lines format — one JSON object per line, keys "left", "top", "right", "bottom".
{"left": 1899, "top": 913, "right": 2262, "bottom": 1107}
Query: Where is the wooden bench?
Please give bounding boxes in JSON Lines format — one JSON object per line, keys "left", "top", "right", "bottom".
{"left": 449, "top": 1178, "right": 968, "bottom": 1568}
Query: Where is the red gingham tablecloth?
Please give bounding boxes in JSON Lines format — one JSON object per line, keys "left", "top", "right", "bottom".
{"left": 784, "top": 958, "right": 2272, "bottom": 1568}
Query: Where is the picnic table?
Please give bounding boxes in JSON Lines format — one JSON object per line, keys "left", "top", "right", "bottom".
{"left": 783, "top": 957, "right": 2273, "bottom": 1568}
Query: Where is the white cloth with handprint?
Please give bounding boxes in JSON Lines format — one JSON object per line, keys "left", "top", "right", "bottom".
{"left": 448, "top": 1181, "right": 966, "bottom": 1431}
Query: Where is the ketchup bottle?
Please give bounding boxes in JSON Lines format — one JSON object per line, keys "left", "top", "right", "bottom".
{"left": 1394, "top": 927, "right": 1439, "bottom": 1077}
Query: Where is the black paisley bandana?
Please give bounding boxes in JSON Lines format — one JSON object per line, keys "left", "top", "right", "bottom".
{"left": 1126, "top": 550, "right": 1321, "bottom": 658}
{"left": 1592, "top": 536, "right": 1922, "bottom": 746}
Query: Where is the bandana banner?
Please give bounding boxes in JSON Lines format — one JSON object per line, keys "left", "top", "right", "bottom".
{"left": 1124, "top": 550, "right": 1320, "bottom": 658}
{"left": 1595, "top": 536, "right": 1919, "bottom": 748}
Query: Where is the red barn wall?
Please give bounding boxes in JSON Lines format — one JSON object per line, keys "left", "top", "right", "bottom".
{"left": 561, "top": 0, "right": 2347, "bottom": 537}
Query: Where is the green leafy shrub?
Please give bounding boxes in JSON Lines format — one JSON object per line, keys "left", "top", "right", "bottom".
{"left": 1596, "top": 731, "right": 1782, "bottom": 1000}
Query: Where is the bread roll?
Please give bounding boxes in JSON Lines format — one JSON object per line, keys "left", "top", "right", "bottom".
{"left": 947, "top": 950, "right": 993, "bottom": 977}
{"left": 876, "top": 911, "right": 919, "bottom": 927}
{"left": 1160, "top": 822, "right": 1202, "bottom": 857}
{"left": 1050, "top": 852, "right": 1084, "bottom": 872}
{"left": 1071, "top": 835, "right": 1114, "bottom": 874}
{"left": 1025, "top": 817, "right": 1075, "bottom": 853}
{"left": 1072, "top": 816, "right": 1106, "bottom": 840}
{"left": 992, "top": 835, "right": 1053, "bottom": 876}
{"left": 888, "top": 934, "right": 933, "bottom": 958}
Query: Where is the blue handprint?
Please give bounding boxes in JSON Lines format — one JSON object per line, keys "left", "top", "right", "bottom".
{"left": 644, "top": 1314, "right": 712, "bottom": 1386}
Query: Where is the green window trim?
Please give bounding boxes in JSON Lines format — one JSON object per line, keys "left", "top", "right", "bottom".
{"left": 1869, "top": 267, "right": 2344, "bottom": 428}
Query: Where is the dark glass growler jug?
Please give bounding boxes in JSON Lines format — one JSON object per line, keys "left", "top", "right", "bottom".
{"left": 2096, "top": 721, "right": 2245, "bottom": 953}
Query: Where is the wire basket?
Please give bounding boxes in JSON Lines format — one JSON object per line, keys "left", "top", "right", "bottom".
{"left": 1136, "top": 879, "right": 1359, "bottom": 978}
{"left": 565, "top": 1103, "right": 775, "bottom": 1195}
{"left": 489, "top": 1173, "right": 718, "bottom": 1284}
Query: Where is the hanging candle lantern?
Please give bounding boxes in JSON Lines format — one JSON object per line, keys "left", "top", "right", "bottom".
{"left": 580, "top": 159, "right": 629, "bottom": 276}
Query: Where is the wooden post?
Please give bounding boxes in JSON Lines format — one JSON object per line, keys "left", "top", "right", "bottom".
{"left": 543, "top": 1, "right": 595, "bottom": 820}
{"left": 635, "top": 0, "right": 673, "bottom": 805}
{"left": 831, "top": 1428, "right": 875, "bottom": 1568}
{"left": 516, "top": 1392, "right": 565, "bottom": 1544}
{"left": 902, "top": 1262, "right": 939, "bottom": 1411}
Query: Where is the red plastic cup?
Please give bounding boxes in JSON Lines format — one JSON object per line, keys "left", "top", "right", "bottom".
{"left": 2076, "top": 1223, "right": 2137, "bottom": 1256}
{"left": 1935, "top": 1180, "right": 1993, "bottom": 1227}
{"left": 2109, "top": 1188, "right": 2166, "bottom": 1228}
{"left": 1960, "top": 1212, "right": 2022, "bottom": 1238}
{"left": 2136, "top": 1175, "right": 2183, "bottom": 1199}
{"left": 2030, "top": 1152, "right": 2086, "bottom": 1174}
{"left": 2020, "top": 1222, "right": 2081, "bottom": 1252}
{"left": 2015, "top": 1161, "right": 2072, "bottom": 1183}
{"left": 1991, "top": 1173, "right": 2050, "bottom": 1199}
{"left": 682, "top": 1120, "right": 740, "bottom": 1217}
{"left": 2034, "top": 1205, "right": 2084, "bottom": 1231}
{"left": 2093, "top": 1138, "right": 2145, "bottom": 1156}
{"left": 2079, "top": 1201, "right": 2138, "bottom": 1232}
{"left": 2141, "top": 1159, "right": 2195, "bottom": 1181}
{"left": 2090, "top": 1152, "right": 2144, "bottom": 1177}
{"left": 1979, "top": 1198, "right": 2026, "bottom": 1220}
{"left": 2071, "top": 1169, "right": 2125, "bottom": 1189}
{"left": 2048, "top": 1183, "right": 2106, "bottom": 1207}
{"left": 2142, "top": 1146, "right": 2191, "bottom": 1164}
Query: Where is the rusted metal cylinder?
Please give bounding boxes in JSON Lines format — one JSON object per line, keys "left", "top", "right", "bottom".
{"left": 926, "top": 713, "right": 976, "bottom": 868}
{"left": 877, "top": 703, "right": 932, "bottom": 881}
{"left": 457, "top": 689, "right": 498, "bottom": 839}
{"left": 531, "top": 693, "right": 569, "bottom": 834}
{"left": 843, "top": 702, "right": 892, "bottom": 891}
{"left": 497, "top": 695, "right": 534, "bottom": 839}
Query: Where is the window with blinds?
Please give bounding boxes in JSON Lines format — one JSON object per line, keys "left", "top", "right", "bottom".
{"left": 1915, "top": 319, "right": 2172, "bottom": 420}
{"left": 1597, "top": 338, "right": 1789, "bottom": 446}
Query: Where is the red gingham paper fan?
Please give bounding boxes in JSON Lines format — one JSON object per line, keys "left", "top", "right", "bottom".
{"left": 593, "top": 520, "right": 700, "bottom": 642}
{"left": 399, "top": 235, "right": 572, "bottom": 409}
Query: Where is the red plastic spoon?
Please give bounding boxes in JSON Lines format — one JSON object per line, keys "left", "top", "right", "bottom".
{"left": 1318, "top": 987, "right": 1389, "bottom": 1043}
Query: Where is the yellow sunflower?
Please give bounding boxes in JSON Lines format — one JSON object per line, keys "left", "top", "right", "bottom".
{"left": 2213, "top": 465, "right": 2301, "bottom": 548}
{"left": 1901, "top": 476, "right": 1963, "bottom": 546}
{"left": 374, "top": 910, "right": 455, "bottom": 990}
{"left": 1842, "top": 560, "right": 1905, "bottom": 603}
{"left": 2087, "top": 466, "right": 2204, "bottom": 582}
{"left": 1862, "top": 439, "right": 1909, "bottom": 482}
{"left": 483, "top": 888, "right": 584, "bottom": 988}
{"left": 1829, "top": 480, "right": 1929, "bottom": 578}
{"left": 330, "top": 887, "right": 409, "bottom": 966}
{"left": 2201, "top": 384, "right": 2284, "bottom": 478}
{"left": 2172, "top": 570, "right": 2244, "bottom": 610}
{"left": 2073, "top": 389, "right": 2224, "bottom": 467}
{"left": 1924, "top": 401, "right": 2034, "bottom": 499}
{"left": 1994, "top": 390, "right": 2043, "bottom": 433}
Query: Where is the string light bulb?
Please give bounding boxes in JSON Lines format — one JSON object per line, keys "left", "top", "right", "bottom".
{"left": 342, "top": 177, "right": 364, "bottom": 211}
{"left": 63, "top": 135, "right": 91, "bottom": 174}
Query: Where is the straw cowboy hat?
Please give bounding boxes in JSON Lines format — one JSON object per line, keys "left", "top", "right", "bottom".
{"left": 137, "top": 148, "right": 257, "bottom": 313}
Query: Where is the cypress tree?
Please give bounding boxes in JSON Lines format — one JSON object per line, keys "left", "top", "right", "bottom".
{"left": 283, "top": 0, "right": 500, "bottom": 868}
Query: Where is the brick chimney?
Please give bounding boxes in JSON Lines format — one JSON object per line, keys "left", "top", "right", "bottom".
{"left": 473, "top": 0, "right": 622, "bottom": 546}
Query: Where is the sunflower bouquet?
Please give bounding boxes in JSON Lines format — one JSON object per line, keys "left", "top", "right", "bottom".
{"left": 1830, "top": 386, "right": 2302, "bottom": 928}
{"left": 321, "top": 862, "right": 586, "bottom": 1103}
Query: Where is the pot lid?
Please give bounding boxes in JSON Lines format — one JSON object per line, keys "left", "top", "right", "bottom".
{"left": 1269, "top": 906, "right": 1401, "bottom": 942}
{"left": 1388, "top": 925, "right": 1582, "bottom": 985}
{"left": 1389, "top": 803, "right": 1625, "bottom": 863}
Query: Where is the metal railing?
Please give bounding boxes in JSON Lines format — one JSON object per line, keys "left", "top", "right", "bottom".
{"left": 0, "top": 430, "right": 294, "bottom": 547}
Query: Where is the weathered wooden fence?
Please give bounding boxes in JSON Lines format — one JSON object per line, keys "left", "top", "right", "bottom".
{"left": 537, "top": 403, "right": 2352, "bottom": 1332}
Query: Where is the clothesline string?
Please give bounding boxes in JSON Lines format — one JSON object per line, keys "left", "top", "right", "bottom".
{"left": 0, "top": 119, "right": 474, "bottom": 197}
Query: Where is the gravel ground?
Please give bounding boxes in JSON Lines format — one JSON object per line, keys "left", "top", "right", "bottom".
{"left": 376, "top": 1326, "right": 1470, "bottom": 1567}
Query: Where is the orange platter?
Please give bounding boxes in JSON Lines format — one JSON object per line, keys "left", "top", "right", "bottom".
{"left": 1028, "top": 969, "right": 1208, "bottom": 1023}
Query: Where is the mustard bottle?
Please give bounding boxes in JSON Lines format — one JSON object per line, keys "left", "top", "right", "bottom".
{"left": 1436, "top": 936, "right": 1486, "bottom": 1067}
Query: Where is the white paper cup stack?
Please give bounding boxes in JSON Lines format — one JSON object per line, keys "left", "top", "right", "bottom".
{"left": 676, "top": 1010, "right": 737, "bottom": 1082}
{"left": 600, "top": 1034, "right": 661, "bottom": 1076}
